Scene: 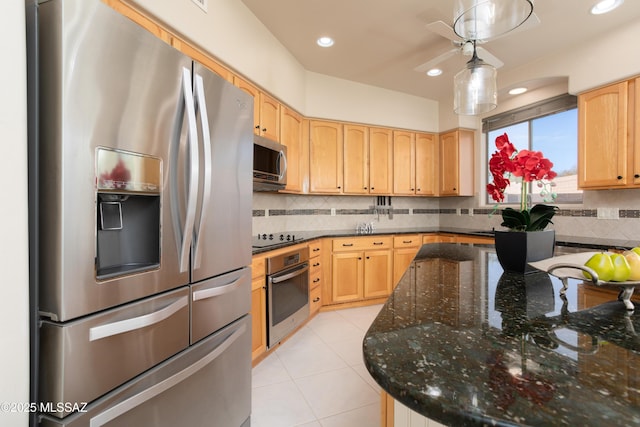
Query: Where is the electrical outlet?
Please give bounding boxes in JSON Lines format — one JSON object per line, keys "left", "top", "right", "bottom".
{"left": 409, "top": 208, "right": 413, "bottom": 215}
{"left": 331, "top": 208, "right": 336, "bottom": 217}
{"left": 456, "top": 208, "right": 461, "bottom": 216}
{"left": 468, "top": 209, "right": 474, "bottom": 217}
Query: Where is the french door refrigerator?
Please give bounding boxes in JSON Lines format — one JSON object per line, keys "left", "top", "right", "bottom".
{"left": 28, "top": 0, "right": 253, "bottom": 425}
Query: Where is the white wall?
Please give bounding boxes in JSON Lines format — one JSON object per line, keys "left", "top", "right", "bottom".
{"left": 128, "top": 0, "right": 439, "bottom": 131}
{"left": 1, "top": 1, "right": 30, "bottom": 426}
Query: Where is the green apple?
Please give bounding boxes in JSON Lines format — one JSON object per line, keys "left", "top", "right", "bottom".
{"left": 624, "top": 250, "right": 640, "bottom": 281}
{"left": 610, "top": 253, "right": 631, "bottom": 282}
{"left": 632, "top": 247, "right": 640, "bottom": 257}
{"left": 583, "top": 253, "right": 615, "bottom": 282}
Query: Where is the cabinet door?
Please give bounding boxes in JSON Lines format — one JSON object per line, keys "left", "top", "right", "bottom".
{"left": 259, "top": 93, "right": 280, "bottom": 142}
{"left": 364, "top": 250, "right": 392, "bottom": 298}
{"left": 635, "top": 77, "right": 640, "bottom": 186}
{"left": 439, "top": 130, "right": 459, "bottom": 195}
{"left": 250, "top": 283, "right": 266, "bottom": 361}
{"left": 332, "top": 252, "right": 363, "bottom": 302}
{"left": 310, "top": 120, "right": 344, "bottom": 193}
{"left": 343, "top": 125, "right": 369, "bottom": 194}
{"left": 280, "top": 107, "right": 304, "bottom": 192}
{"left": 415, "top": 132, "right": 437, "bottom": 195}
{"left": 393, "top": 247, "right": 419, "bottom": 286}
{"left": 393, "top": 131, "right": 416, "bottom": 195}
{"left": 233, "top": 77, "right": 261, "bottom": 135}
{"left": 369, "top": 127, "right": 394, "bottom": 194}
{"left": 578, "top": 81, "right": 629, "bottom": 188}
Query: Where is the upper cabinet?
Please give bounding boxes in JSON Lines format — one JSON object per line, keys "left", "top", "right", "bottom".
{"left": 309, "top": 120, "right": 344, "bottom": 193}
{"left": 578, "top": 77, "right": 640, "bottom": 189}
{"left": 343, "top": 126, "right": 393, "bottom": 194}
{"left": 439, "top": 129, "right": 474, "bottom": 196}
{"left": 234, "top": 77, "right": 280, "bottom": 142}
{"left": 393, "top": 131, "right": 416, "bottom": 195}
{"left": 393, "top": 131, "right": 438, "bottom": 195}
{"left": 343, "top": 125, "right": 369, "bottom": 194}
{"left": 280, "top": 107, "right": 305, "bottom": 193}
{"left": 415, "top": 132, "right": 438, "bottom": 196}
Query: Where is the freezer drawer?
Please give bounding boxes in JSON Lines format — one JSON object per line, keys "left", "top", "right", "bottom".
{"left": 39, "top": 315, "right": 251, "bottom": 427}
{"left": 190, "top": 267, "right": 251, "bottom": 344}
{"left": 39, "top": 288, "right": 190, "bottom": 417}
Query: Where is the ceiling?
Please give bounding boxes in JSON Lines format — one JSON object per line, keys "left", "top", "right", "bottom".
{"left": 240, "top": 0, "right": 640, "bottom": 106}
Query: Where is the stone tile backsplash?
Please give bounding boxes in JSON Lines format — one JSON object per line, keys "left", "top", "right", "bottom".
{"left": 252, "top": 188, "right": 640, "bottom": 242}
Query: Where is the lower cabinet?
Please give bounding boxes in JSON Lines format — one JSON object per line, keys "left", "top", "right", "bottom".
{"left": 393, "top": 235, "right": 421, "bottom": 286}
{"left": 250, "top": 256, "right": 267, "bottom": 362}
{"left": 331, "top": 236, "right": 393, "bottom": 303}
{"left": 381, "top": 391, "right": 446, "bottom": 427}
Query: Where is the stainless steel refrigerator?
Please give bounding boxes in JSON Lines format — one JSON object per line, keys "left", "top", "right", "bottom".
{"left": 28, "top": 0, "right": 253, "bottom": 425}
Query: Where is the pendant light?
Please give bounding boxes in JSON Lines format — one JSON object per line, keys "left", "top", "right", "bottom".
{"left": 453, "top": 41, "right": 497, "bottom": 115}
{"left": 453, "top": 0, "right": 533, "bottom": 41}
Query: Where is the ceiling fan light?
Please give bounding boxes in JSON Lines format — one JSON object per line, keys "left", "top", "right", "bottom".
{"left": 427, "top": 68, "right": 443, "bottom": 77}
{"left": 316, "top": 36, "right": 334, "bottom": 47}
{"left": 453, "top": 0, "right": 533, "bottom": 40}
{"left": 453, "top": 57, "right": 497, "bottom": 115}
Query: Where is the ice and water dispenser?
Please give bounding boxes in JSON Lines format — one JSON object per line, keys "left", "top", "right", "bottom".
{"left": 95, "top": 148, "right": 162, "bottom": 280}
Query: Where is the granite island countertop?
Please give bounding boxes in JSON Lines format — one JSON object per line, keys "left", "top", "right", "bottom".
{"left": 363, "top": 243, "right": 640, "bottom": 426}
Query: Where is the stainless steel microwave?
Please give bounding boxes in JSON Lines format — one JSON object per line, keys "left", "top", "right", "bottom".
{"left": 253, "top": 134, "right": 287, "bottom": 191}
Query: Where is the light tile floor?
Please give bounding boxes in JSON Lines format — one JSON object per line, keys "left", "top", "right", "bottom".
{"left": 251, "top": 304, "right": 384, "bottom": 427}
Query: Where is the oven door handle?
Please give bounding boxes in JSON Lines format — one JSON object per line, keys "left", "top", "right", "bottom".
{"left": 270, "top": 264, "right": 309, "bottom": 284}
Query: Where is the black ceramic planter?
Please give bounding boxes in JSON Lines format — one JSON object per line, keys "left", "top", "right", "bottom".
{"left": 494, "top": 230, "right": 556, "bottom": 274}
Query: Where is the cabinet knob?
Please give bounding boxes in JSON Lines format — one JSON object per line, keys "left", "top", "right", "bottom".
{"left": 312, "top": 248, "right": 320, "bottom": 252}
{"left": 411, "top": 188, "right": 415, "bottom": 191}
{"left": 262, "top": 127, "right": 267, "bottom": 132}
{"left": 337, "top": 186, "right": 341, "bottom": 189}
{"left": 635, "top": 174, "right": 640, "bottom": 179}
{"left": 313, "top": 278, "right": 321, "bottom": 283}
{"left": 364, "top": 187, "right": 368, "bottom": 190}
{"left": 371, "top": 187, "right": 375, "bottom": 190}
{"left": 366, "top": 256, "right": 370, "bottom": 259}
{"left": 255, "top": 125, "right": 260, "bottom": 129}
{"left": 313, "top": 297, "right": 320, "bottom": 303}
{"left": 453, "top": 187, "right": 457, "bottom": 191}
{"left": 358, "top": 257, "right": 362, "bottom": 260}
{"left": 617, "top": 176, "right": 623, "bottom": 180}
{"left": 313, "top": 262, "right": 320, "bottom": 267}
{"left": 417, "top": 188, "right": 421, "bottom": 191}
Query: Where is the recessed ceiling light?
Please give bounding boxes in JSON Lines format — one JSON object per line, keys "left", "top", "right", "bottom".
{"left": 590, "top": 0, "right": 624, "bottom": 15}
{"left": 426, "top": 68, "right": 442, "bottom": 77}
{"left": 509, "top": 87, "right": 528, "bottom": 95}
{"left": 316, "top": 36, "right": 334, "bottom": 47}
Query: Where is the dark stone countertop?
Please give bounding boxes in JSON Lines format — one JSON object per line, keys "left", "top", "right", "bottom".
{"left": 363, "top": 243, "right": 640, "bottom": 426}
{"left": 252, "top": 227, "right": 637, "bottom": 255}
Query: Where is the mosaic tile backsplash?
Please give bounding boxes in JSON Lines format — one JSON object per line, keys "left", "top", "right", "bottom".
{"left": 252, "top": 188, "right": 640, "bottom": 242}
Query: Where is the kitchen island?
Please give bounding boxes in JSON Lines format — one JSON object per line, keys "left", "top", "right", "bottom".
{"left": 363, "top": 243, "right": 640, "bottom": 426}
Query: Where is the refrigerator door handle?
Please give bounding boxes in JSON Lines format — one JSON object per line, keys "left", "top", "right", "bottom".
{"left": 89, "top": 323, "right": 247, "bottom": 427}
{"left": 192, "top": 73, "right": 212, "bottom": 270}
{"left": 178, "top": 66, "right": 200, "bottom": 273}
{"left": 89, "top": 296, "right": 188, "bottom": 341}
{"left": 192, "top": 277, "right": 243, "bottom": 301}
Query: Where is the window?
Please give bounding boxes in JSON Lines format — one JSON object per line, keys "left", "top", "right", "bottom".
{"left": 484, "top": 94, "right": 582, "bottom": 205}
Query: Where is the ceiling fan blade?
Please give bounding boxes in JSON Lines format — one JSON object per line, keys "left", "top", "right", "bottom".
{"left": 414, "top": 48, "right": 459, "bottom": 73}
{"left": 476, "top": 47, "right": 504, "bottom": 69}
{"left": 425, "top": 20, "right": 460, "bottom": 42}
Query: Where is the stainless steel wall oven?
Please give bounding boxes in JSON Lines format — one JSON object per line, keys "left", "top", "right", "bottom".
{"left": 266, "top": 248, "right": 310, "bottom": 348}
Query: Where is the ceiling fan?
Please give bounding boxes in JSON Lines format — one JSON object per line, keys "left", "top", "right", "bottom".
{"left": 414, "top": 13, "right": 540, "bottom": 74}
{"left": 414, "top": 21, "right": 502, "bottom": 74}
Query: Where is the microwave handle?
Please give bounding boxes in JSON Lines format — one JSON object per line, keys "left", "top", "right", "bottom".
{"left": 278, "top": 150, "right": 287, "bottom": 181}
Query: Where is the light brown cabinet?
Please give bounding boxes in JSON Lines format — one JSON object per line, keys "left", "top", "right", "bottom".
{"left": 280, "top": 106, "right": 305, "bottom": 192}
{"left": 309, "top": 120, "right": 344, "bottom": 193}
{"left": 415, "top": 132, "right": 438, "bottom": 195}
{"left": 578, "top": 77, "right": 640, "bottom": 189}
{"left": 308, "top": 240, "right": 323, "bottom": 315}
{"left": 393, "top": 235, "right": 421, "bottom": 286}
{"left": 234, "top": 77, "right": 280, "bottom": 142}
{"left": 343, "top": 125, "right": 393, "bottom": 194}
{"left": 343, "top": 125, "right": 369, "bottom": 194}
{"left": 250, "top": 255, "right": 267, "bottom": 362}
{"left": 438, "top": 129, "right": 474, "bottom": 196}
{"left": 331, "top": 236, "right": 393, "bottom": 303}
{"left": 393, "top": 131, "right": 416, "bottom": 195}
{"left": 368, "top": 127, "right": 394, "bottom": 194}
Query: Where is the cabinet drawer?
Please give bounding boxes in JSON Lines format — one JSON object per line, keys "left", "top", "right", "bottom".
{"left": 310, "top": 269, "right": 322, "bottom": 289}
{"left": 309, "top": 240, "right": 322, "bottom": 256}
{"left": 310, "top": 257, "right": 322, "bottom": 271}
{"left": 310, "top": 286, "right": 322, "bottom": 314}
{"left": 333, "top": 236, "right": 393, "bottom": 251}
{"left": 393, "top": 234, "right": 421, "bottom": 248}
{"left": 251, "top": 256, "right": 265, "bottom": 280}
